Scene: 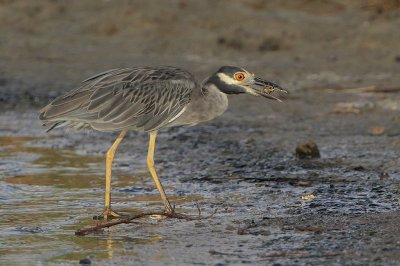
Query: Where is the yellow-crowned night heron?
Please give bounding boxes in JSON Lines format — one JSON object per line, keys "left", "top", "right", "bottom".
{"left": 39, "top": 66, "right": 287, "bottom": 219}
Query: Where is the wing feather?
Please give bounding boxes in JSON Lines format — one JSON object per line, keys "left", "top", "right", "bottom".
{"left": 39, "top": 66, "right": 196, "bottom": 132}
{"left": 40, "top": 91, "right": 91, "bottom": 119}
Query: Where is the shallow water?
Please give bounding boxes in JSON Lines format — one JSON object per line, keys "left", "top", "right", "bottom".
{"left": 0, "top": 134, "right": 205, "bottom": 265}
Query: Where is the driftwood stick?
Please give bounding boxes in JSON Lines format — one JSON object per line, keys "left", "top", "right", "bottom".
{"left": 75, "top": 209, "right": 217, "bottom": 236}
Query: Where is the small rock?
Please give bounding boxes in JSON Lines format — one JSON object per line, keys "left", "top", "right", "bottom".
{"left": 295, "top": 140, "right": 320, "bottom": 159}
{"left": 380, "top": 172, "right": 390, "bottom": 179}
{"left": 352, "top": 165, "right": 366, "bottom": 171}
{"left": 395, "top": 55, "right": 400, "bottom": 63}
{"left": 79, "top": 258, "right": 91, "bottom": 265}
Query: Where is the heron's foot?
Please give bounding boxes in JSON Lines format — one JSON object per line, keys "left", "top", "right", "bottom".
{"left": 93, "top": 207, "right": 122, "bottom": 220}
{"left": 164, "top": 204, "right": 175, "bottom": 214}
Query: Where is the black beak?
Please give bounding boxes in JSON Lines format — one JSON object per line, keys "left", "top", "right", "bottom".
{"left": 252, "top": 77, "right": 288, "bottom": 102}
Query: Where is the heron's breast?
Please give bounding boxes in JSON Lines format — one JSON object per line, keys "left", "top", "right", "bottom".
{"left": 169, "top": 85, "right": 228, "bottom": 127}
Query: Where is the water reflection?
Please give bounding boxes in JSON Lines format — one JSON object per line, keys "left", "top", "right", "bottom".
{"left": 0, "top": 135, "right": 203, "bottom": 264}
{"left": 107, "top": 235, "right": 113, "bottom": 259}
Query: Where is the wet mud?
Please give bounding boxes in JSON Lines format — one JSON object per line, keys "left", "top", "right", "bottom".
{"left": 1, "top": 87, "right": 400, "bottom": 265}
{"left": 1, "top": 1, "right": 400, "bottom": 265}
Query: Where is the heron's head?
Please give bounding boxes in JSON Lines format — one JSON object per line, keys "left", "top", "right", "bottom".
{"left": 206, "top": 66, "right": 287, "bottom": 101}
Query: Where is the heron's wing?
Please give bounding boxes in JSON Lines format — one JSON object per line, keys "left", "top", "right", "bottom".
{"left": 39, "top": 67, "right": 196, "bottom": 132}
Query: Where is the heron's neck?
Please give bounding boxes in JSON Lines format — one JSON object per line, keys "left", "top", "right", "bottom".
{"left": 197, "top": 82, "right": 229, "bottom": 114}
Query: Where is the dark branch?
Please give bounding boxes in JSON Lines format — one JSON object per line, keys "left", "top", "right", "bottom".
{"left": 75, "top": 209, "right": 217, "bottom": 236}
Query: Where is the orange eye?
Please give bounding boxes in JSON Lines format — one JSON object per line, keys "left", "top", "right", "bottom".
{"left": 234, "top": 72, "right": 245, "bottom": 81}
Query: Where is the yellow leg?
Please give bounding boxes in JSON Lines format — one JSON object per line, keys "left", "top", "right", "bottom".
{"left": 101, "top": 130, "right": 127, "bottom": 219}
{"left": 147, "top": 131, "right": 173, "bottom": 213}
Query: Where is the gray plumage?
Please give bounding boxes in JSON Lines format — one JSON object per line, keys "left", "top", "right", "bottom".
{"left": 40, "top": 66, "right": 196, "bottom": 132}
{"left": 39, "top": 65, "right": 287, "bottom": 133}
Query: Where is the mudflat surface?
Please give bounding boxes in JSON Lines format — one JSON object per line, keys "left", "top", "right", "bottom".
{"left": 1, "top": 1, "right": 400, "bottom": 265}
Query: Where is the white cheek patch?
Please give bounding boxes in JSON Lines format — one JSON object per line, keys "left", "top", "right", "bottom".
{"left": 217, "top": 72, "right": 259, "bottom": 95}
{"left": 217, "top": 73, "right": 238, "bottom": 85}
